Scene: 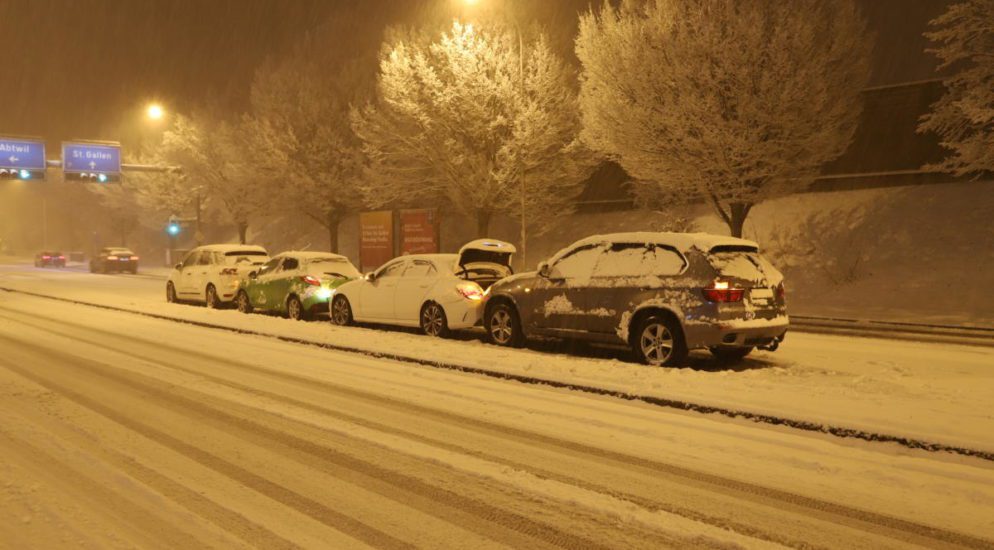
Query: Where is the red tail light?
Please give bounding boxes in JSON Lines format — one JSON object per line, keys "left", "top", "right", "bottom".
{"left": 130, "top": 255, "right": 139, "bottom": 261}
{"left": 301, "top": 275, "right": 321, "bottom": 286}
{"left": 456, "top": 283, "right": 484, "bottom": 301}
{"left": 107, "top": 255, "right": 119, "bottom": 261}
{"left": 220, "top": 268, "right": 239, "bottom": 276}
{"left": 776, "top": 281, "right": 786, "bottom": 300}
{"left": 703, "top": 281, "right": 744, "bottom": 303}
{"left": 42, "top": 255, "right": 51, "bottom": 260}
{"left": 58, "top": 255, "right": 65, "bottom": 260}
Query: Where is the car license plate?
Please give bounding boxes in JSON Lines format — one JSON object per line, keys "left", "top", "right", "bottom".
{"left": 751, "top": 288, "right": 773, "bottom": 303}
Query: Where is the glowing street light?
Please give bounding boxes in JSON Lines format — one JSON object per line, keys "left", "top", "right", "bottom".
{"left": 146, "top": 103, "right": 165, "bottom": 121}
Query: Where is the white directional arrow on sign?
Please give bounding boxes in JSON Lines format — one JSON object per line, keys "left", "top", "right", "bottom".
{"left": 88, "top": 161, "right": 97, "bottom": 169}
{"left": 8, "top": 156, "right": 17, "bottom": 163}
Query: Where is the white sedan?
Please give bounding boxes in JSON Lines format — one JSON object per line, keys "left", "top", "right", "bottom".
{"left": 330, "top": 240, "right": 515, "bottom": 337}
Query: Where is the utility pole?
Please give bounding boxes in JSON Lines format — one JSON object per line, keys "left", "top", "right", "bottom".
{"left": 516, "top": 23, "right": 527, "bottom": 270}
{"left": 41, "top": 196, "right": 48, "bottom": 249}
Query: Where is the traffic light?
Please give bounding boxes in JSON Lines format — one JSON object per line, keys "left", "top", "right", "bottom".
{"left": 64, "top": 172, "right": 118, "bottom": 183}
{"left": 167, "top": 215, "right": 181, "bottom": 236}
{"left": 0, "top": 168, "right": 43, "bottom": 180}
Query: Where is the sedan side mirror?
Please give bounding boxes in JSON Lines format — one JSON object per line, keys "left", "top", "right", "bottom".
{"left": 365, "top": 272, "right": 377, "bottom": 283}
{"left": 538, "top": 261, "right": 550, "bottom": 278}
{"left": 249, "top": 271, "right": 258, "bottom": 279}
{"left": 174, "top": 263, "right": 183, "bottom": 270}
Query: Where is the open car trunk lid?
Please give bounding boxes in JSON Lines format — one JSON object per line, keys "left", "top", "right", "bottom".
{"left": 457, "top": 239, "right": 516, "bottom": 289}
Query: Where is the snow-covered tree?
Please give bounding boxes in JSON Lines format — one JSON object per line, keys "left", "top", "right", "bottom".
{"left": 248, "top": 33, "right": 373, "bottom": 253}
{"left": 576, "top": 0, "right": 872, "bottom": 237}
{"left": 353, "top": 22, "right": 590, "bottom": 238}
{"left": 154, "top": 114, "right": 265, "bottom": 244}
{"left": 919, "top": 0, "right": 994, "bottom": 175}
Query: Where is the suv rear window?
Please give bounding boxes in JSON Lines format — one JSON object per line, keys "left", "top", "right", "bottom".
{"left": 224, "top": 250, "right": 268, "bottom": 265}
{"left": 708, "top": 249, "right": 781, "bottom": 285}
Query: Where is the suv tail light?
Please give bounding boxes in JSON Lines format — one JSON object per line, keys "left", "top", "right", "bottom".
{"left": 130, "top": 255, "right": 139, "bottom": 261}
{"left": 220, "top": 267, "right": 239, "bottom": 276}
{"left": 42, "top": 255, "right": 51, "bottom": 260}
{"left": 107, "top": 255, "right": 119, "bottom": 261}
{"left": 703, "top": 281, "right": 744, "bottom": 303}
{"left": 301, "top": 275, "right": 321, "bottom": 286}
{"left": 456, "top": 283, "right": 484, "bottom": 301}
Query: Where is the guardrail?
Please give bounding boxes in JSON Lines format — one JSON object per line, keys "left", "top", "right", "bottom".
{"left": 790, "top": 315, "right": 994, "bottom": 348}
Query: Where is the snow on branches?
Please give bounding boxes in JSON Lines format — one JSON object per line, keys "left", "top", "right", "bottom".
{"left": 576, "top": 0, "right": 872, "bottom": 237}
{"left": 353, "top": 22, "right": 590, "bottom": 238}
{"left": 919, "top": 0, "right": 994, "bottom": 176}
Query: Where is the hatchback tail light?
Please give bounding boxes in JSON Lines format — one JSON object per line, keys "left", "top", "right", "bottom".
{"left": 456, "top": 283, "right": 484, "bottom": 301}
{"left": 301, "top": 275, "right": 321, "bottom": 286}
{"left": 703, "top": 281, "right": 744, "bottom": 303}
{"left": 220, "top": 268, "right": 239, "bottom": 276}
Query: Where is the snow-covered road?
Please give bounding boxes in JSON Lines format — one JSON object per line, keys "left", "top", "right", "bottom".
{"left": 1, "top": 264, "right": 993, "bottom": 548}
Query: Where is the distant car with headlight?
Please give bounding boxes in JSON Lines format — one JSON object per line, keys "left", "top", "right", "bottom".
{"left": 331, "top": 239, "right": 515, "bottom": 337}
{"left": 483, "top": 232, "right": 788, "bottom": 366}
{"left": 236, "top": 251, "right": 360, "bottom": 320}
{"left": 90, "top": 247, "right": 137, "bottom": 273}
{"left": 166, "top": 244, "right": 269, "bottom": 307}
{"left": 35, "top": 250, "right": 66, "bottom": 268}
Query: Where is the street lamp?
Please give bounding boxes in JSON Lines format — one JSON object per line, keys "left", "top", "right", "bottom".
{"left": 460, "top": 0, "right": 529, "bottom": 269}
{"left": 146, "top": 103, "right": 165, "bottom": 121}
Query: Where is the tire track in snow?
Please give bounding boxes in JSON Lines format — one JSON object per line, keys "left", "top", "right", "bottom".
{"left": 0, "top": 330, "right": 647, "bottom": 550}
{"left": 0, "top": 337, "right": 419, "bottom": 550}
{"left": 4, "top": 305, "right": 992, "bottom": 550}
{"left": 2, "top": 285, "right": 992, "bottom": 464}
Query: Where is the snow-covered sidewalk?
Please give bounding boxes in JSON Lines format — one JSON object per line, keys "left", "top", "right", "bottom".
{"left": 2, "top": 263, "right": 993, "bottom": 454}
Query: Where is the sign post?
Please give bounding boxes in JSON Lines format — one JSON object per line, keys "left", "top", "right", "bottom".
{"left": 62, "top": 141, "right": 122, "bottom": 183}
{"left": 0, "top": 137, "right": 46, "bottom": 180}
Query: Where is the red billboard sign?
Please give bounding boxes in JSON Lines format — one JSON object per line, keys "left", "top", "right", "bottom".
{"left": 359, "top": 210, "right": 394, "bottom": 272}
{"left": 400, "top": 208, "right": 439, "bottom": 255}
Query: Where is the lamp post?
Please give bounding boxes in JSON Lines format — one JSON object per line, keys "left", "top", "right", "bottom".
{"left": 461, "top": 0, "right": 528, "bottom": 268}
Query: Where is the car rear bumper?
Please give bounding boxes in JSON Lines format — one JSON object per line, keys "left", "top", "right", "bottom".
{"left": 684, "top": 316, "right": 789, "bottom": 349}
{"left": 444, "top": 300, "right": 484, "bottom": 329}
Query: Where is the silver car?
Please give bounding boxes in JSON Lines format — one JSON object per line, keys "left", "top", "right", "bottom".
{"left": 483, "top": 232, "right": 788, "bottom": 366}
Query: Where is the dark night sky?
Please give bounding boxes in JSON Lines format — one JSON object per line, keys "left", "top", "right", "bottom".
{"left": 1, "top": 0, "right": 949, "bottom": 152}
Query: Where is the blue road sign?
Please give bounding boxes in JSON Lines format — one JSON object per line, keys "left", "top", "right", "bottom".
{"left": 0, "top": 137, "right": 46, "bottom": 171}
{"left": 62, "top": 142, "right": 121, "bottom": 175}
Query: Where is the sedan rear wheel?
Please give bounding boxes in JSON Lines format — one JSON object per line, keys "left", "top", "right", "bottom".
{"left": 331, "top": 295, "right": 353, "bottom": 326}
{"left": 420, "top": 302, "right": 450, "bottom": 338}
{"left": 205, "top": 285, "right": 221, "bottom": 309}
{"left": 287, "top": 295, "right": 306, "bottom": 321}
{"left": 166, "top": 282, "right": 177, "bottom": 303}
{"left": 634, "top": 315, "right": 688, "bottom": 367}
{"left": 236, "top": 290, "right": 253, "bottom": 314}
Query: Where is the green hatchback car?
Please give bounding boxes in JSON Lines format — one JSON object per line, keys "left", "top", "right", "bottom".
{"left": 236, "top": 251, "right": 360, "bottom": 320}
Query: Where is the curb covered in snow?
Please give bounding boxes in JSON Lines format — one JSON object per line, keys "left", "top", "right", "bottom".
{"left": 3, "top": 285, "right": 993, "bottom": 464}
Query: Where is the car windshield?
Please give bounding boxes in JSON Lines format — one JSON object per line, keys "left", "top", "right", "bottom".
{"left": 306, "top": 257, "right": 360, "bottom": 279}
{"left": 223, "top": 251, "right": 268, "bottom": 265}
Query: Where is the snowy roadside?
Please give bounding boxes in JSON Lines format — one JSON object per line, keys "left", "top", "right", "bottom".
{"left": 1, "top": 265, "right": 992, "bottom": 455}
